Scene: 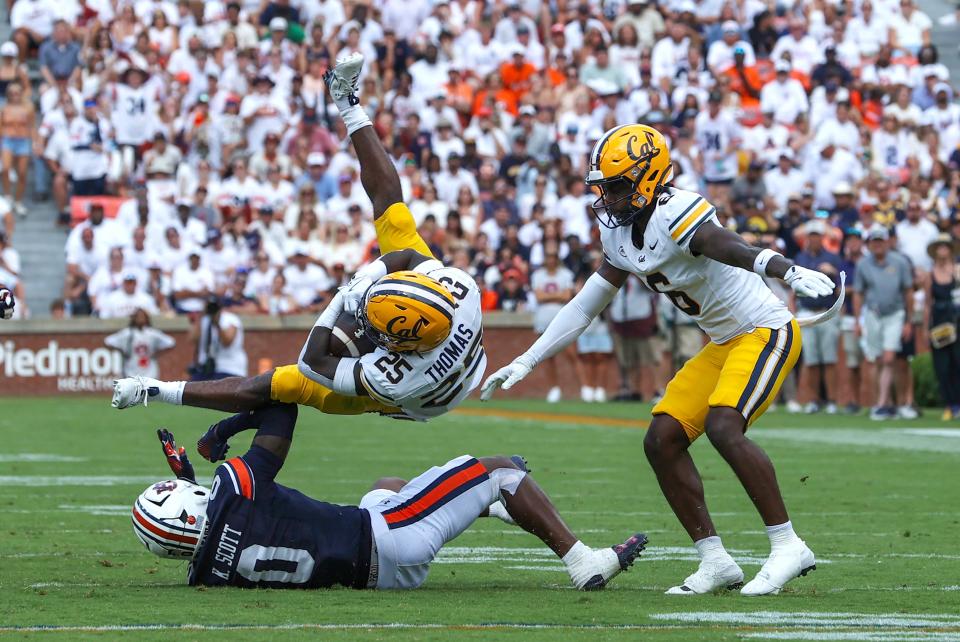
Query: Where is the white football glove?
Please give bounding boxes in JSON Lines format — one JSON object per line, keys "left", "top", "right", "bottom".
{"left": 339, "top": 275, "right": 373, "bottom": 315}
{"left": 480, "top": 354, "right": 536, "bottom": 401}
{"left": 0, "top": 287, "right": 14, "bottom": 320}
{"left": 783, "top": 265, "right": 835, "bottom": 298}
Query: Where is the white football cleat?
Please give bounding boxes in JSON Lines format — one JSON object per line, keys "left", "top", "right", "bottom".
{"left": 323, "top": 52, "right": 364, "bottom": 105}
{"left": 111, "top": 376, "right": 154, "bottom": 409}
{"left": 665, "top": 556, "right": 744, "bottom": 595}
{"left": 740, "top": 541, "right": 816, "bottom": 596}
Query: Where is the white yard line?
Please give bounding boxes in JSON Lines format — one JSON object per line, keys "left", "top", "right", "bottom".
{"left": 0, "top": 454, "right": 87, "bottom": 463}
{"left": 0, "top": 476, "right": 161, "bottom": 486}
{"left": 650, "top": 611, "right": 960, "bottom": 628}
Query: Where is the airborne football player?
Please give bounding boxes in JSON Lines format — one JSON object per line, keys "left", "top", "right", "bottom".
{"left": 113, "top": 53, "right": 485, "bottom": 421}
{"left": 483, "top": 124, "right": 843, "bottom": 596}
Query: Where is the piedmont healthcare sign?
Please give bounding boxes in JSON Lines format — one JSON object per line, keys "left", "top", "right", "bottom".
{"left": 0, "top": 339, "right": 122, "bottom": 392}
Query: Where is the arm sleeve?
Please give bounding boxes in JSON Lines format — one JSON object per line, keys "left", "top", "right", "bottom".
{"left": 522, "top": 272, "right": 620, "bottom": 365}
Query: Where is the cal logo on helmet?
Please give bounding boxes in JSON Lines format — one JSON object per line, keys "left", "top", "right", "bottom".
{"left": 586, "top": 124, "right": 673, "bottom": 229}
{"left": 358, "top": 270, "right": 456, "bottom": 353}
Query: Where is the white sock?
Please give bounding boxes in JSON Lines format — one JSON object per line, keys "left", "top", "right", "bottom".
{"left": 766, "top": 521, "right": 801, "bottom": 550}
{"left": 694, "top": 535, "right": 729, "bottom": 562}
{"left": 149, "top": 379, "right": 185, "bottom": 405}
{"left": 562, "top": 541, "right": 592, "bottom": 586}
{"left": 338, "top": 104, "right": 372, "bottom": 136}
{"left": 486, "top": 501, "right": 515, "bottom": 525}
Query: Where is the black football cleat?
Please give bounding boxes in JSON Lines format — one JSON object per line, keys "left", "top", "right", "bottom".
{"left": 581, "top": 532, "right": 648, "bottom": 591}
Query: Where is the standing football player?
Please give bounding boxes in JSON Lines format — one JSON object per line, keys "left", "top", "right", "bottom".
{"left": 483, "top": 124, "right": 841, "bottom": 596}
{"left": 135, "top": 404, "right": 647, "bottom": 590}
{"left": 112, "top": 53, "right": 485, "bottom": 421}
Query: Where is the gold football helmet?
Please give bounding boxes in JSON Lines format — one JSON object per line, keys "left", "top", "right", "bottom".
{"left": 357, "top": 270, "right": 456, "bottom": 353}
{"left": 585, "top": 124, "right": 673, "bottom": 228}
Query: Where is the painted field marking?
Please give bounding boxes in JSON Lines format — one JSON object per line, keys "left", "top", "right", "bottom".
{"left": 433, "top": 546, "right": 832, "bottom": 567}
{"left": 454, "top": 407, "right": 648, "bottom": 429}
{"left": 0, "top": 476, "right": 160, "bottom": 486}
{"left": 898, "top": 428, "right": 960, "bottom": 438}
{"left": 0, "top": 623, "right": 686, "bottom": 634}
{"left": 650, "top": 611, "right": 960, "bottom": 628}
{"left": 57, "top": 504, "right": 130, "bottom": 516}
{"left": 0, "top": 454, "right": 87, "bottom": 463}
{"left": 743, "top": 632, "right": 960, "bottom": 641}
{"left": 753, "top": 428, "right": 960, "bottom": 453}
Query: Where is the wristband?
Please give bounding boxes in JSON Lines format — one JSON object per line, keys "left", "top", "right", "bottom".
{"left": 753, "top": 248, "right": 781, "bottom": 277}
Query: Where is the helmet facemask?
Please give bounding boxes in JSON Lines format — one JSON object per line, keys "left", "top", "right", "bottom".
{"left": 588, "top": 160, "right": 653, "bottom": 229}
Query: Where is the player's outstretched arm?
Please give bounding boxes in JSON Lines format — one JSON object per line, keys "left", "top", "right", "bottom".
{"left": 481, "top": 261, "right": 626, "bottom": 400}
{"left": 196, "top": 404, "right": 299, "bottom": 467}
{"left": 689, "top": 223, "right": 835, "bottom": 298}
{"left": 324, "top": 53, "right": 401, "bottom": 221}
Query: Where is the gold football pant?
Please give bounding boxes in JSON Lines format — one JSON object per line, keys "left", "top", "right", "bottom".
{"left": 652, "top": 319, "right": 801, "bottom": 441}
{"left": 270, "top": 202, "right": 430, "bottom": 415}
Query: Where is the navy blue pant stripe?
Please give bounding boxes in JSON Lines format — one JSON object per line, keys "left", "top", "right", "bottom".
{"left": 735, "top": 328, "right": 781, "bottom": 414}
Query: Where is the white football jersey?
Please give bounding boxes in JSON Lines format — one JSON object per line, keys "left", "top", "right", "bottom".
{"left": 112, "top": 84, "right": 158, "bottom": 146}
{"left": 358, "top": 261, "right": 486, "bottom": 420}
{"left": 600, "top": 187, "right": 792, "bottom": 344}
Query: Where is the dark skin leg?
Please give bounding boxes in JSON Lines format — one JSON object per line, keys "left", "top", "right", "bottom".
{"left": 643, "top": 415, "right": 718, "bottom": 541}
{"left": 180, "top": 372, "right": 274, "bottom": 413}
{"left": 704, "top": 406, "right": 789, "bottom": 526}
{"left": 350, "top": 125, "right": 403, "bottom": 220}
{"left": 478, "top": 456, "right": 578, "bottom": 557}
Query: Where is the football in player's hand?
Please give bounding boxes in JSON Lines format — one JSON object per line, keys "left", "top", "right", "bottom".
{"left": 329, "top": 311, "right": 375, "bottom": 358}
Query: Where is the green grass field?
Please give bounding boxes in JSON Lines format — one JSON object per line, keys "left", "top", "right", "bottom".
{"left": 1, "top": 397, "right": 959, "bottom": 641}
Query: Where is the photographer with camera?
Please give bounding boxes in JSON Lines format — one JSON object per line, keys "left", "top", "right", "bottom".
{"left": 0, "top": 282, "right": 14, "bottom": 319}
{"left": 189, "top": 296, "right": 247, "bottom": 381}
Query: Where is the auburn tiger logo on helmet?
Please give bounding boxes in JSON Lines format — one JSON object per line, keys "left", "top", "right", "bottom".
{"left": 586, "top": 124, "right": 674, "bottom": 228}
{"left": 357, "top": 270, "right": 456, "bottom": 353}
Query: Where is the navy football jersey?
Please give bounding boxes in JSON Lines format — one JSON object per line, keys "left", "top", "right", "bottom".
{"left": 188, "top": 445, "right": 373, "bottom": 589}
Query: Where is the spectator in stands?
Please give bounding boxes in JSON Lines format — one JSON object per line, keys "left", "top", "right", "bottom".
{"left": 0, "top": 80, "right": 35, "bottom": 221}
{"left": 100, "top": 272, "right": 158, "bottom": 319}
{"left": 854, "top": 225, "right": 916, "bottom": 420}
{"left": 531, "top": 243, "right": 581, "bottom": 403}
{"left": 841, "top": 228, "right": 867, "bottom": 413}
{"left": 104, "top": 308, "right": 175, "bottom": 378}
{"left": 896, "top": 198, "right": 940, "bottom": 273}
{"left": 10, "top": 0, "right": 57, "bottom": 62}
{"left": 38, "top": 20, "right": 80, "bottom": 88}
{"left": 924, "top": 235, "right": 960, "bottom": 420}
{"left": 609, "top": 276, "right": 660, "bottom": 402}
{"left": 0, "top": 42, "right": 30, "bottom": 104}
{"left": 69, "top": 99, "right": 110, "bottom": 196}
{"left": 172, "top": 250, "right": 215, "bottom": 315}
{"left": 794, "top": 220, "right": 843, "bottom": 414}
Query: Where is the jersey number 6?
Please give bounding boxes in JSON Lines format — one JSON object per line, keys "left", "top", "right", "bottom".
{"left": 646, "top": 272, "right": 701, "bottom": 316}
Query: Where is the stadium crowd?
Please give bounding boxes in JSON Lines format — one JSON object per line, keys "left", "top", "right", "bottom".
{"left": 0, "top": 0, "right": 959, "bottom": 415}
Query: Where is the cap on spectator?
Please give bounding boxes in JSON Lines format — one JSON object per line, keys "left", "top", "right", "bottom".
{"left": 197, "top": 93, "right": 210, "bottom": 104}
{"left": 779, "top": 149, "right": 794, "bottom": 160}
{"left": 148, "top": 259, "right": 164, "bottom": 270}
{"left": 927, "top": 233, "right": 954, "bottom": 258}
{"left": 516, "top": 24, "right": 530, "bottom": 35}
{"left": 801, "top": 186, "right": 815, "bottom": 197}
{"left": 176, "top": 197, "right": 192, "bottom": 207}
{"left": 502, "top": 268, "right": 523, "bottom": 281}
{"left": 122, "top": 272, "right": 138, "bottom": 282}
{"left": 922, "top": 64, "right": 947, "bottom": 80}
{"left": 338, "top": 174, "right": 352, "bottom": 184}
{"left": 307, "top": 152, "right": 327, "bottom": 166}
{"left": 721, "top": 20, "right": 740, "bottom": 33}
{"left": 436, "top": 118, "right": 453, "bottom": 129}
{"left": 188, "top": 247, "right": 202, "bottom": 257}
{"left": 477, "top": 105, "right": 493, "bottom": 117}
{"left": 225, "top": 94, "right": 241, "bottom": 105}
{"left": 628, "top": 0, "right": 648, "bottom": 4}
{"left": 205, "top": 229, "right": 222, "bottom": 246}
{"left": 254, "top": 75, "right": 275, "bottom": 87}
{"left": 519, "top": 104, "right": 537, "bottom": 116}
{"left": 175, "top": 71, "right": 191, "bottom": 85}
{"left": 348, "top": 204, "right": 362, "bottom": 213}
{"left": 258, "top": 202, "right": 275, "bottom": 214}
{"left": 289, "top": 242, "right": 310, "bottom": 258}
{"left": 269, "top": 16, "right": 288, "bottom": 31}
{"left": 832, "top": 181, "right": 853, "bottom": 196}
{"left": 787, "top": 192, "right": 801, "bottom": 202}
{"left": 550, "top": 23, "right": 565, "bottom": 34}
{"left": 0, "top": 41, "right": 18, "bottom": 57}
{"left": 588, "top": 78, "right": 620, "bottom": 96}
{"left": 733, "top": 45, "right": 746, "bottom": 55}
{"left": 264, "top": 131, "right": 280, "bottom": 143}
{"left": 844, "top": 227, "right": 862, "bottom": 238}
{"left": 708, "top": 90, "right": 723, "bottom": 104}
{"left": 775, "top": 59, "right": 791, "bottom": 73}
{"left": 805, "top": 219, "right": 827, "bottom": 236}
{"left": 83, "top": 98, "right": 98, "bottom": 108}
{"left": 679, "top": 0, "right": 697, "bottom": 12}
{"left": 866, "top": 224, "right": 889, "bottom": 241}
{"left": 934, "top": 81, "right": 951, "bottom": 95}
{"left": 509, "top": 43, "right": 526, "bottom": 57}
{"left": 748, "top": 159, "right": 764, "bottom": 171}
{"left": 824, "top": 80, "right": 838, "bottom": 93}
